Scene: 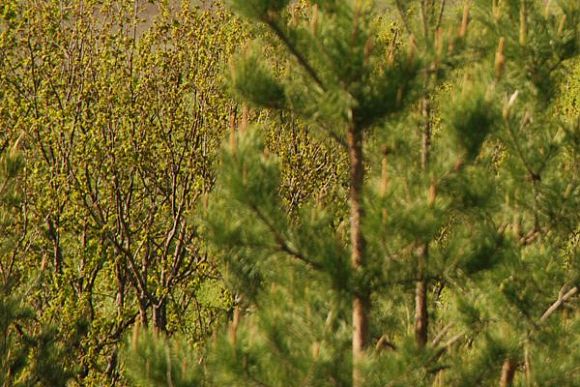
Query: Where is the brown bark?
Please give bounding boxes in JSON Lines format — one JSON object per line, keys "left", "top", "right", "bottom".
{"left": 229, "top": 105, "right": 237, "bottom": 152}
{"left": 153, "top": 299, "right": 167, "bottom": 333}
{"left": 348, "top": 123, "right": 368, "bottom": 387}
{"left": 46, "top": 217, "right": 63, "bottom": 275}
{"left": 500, "top": 358, "right": 517, "bottom": 387}
{"left": 420, "top": 96, "right": 432, "bottom": 172}
{"left": 380, "top": 147, "right": 389, "bottom": 222}
{"left": 415, "top": 244, "right": 428, "bottom": 347}
{"left": 115, "top": 261, "right": 126, "bottom": 320}
{"left": 229, "top": 305, "right": 241, "bottom": 346}
{"left": 241, "top": 104, "right": 249, "bottom": 134}
{"left": 138, "top": 296, "right": 148, "bottom": 328}
{"left": 415, "top": 94, "right": 431, "bottom": 349}
{"left": 524, "top": 343, "right": 531, "bottom": 384}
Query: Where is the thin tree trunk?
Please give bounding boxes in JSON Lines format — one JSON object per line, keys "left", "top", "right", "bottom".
{"left": 348, "top": 123, "right": 367, "bottom": 387}
{"left": 380, "top": 146, "right": 389, "bottom": 222}
{"left": 139, "top": 295, "right": 148, "bottom": 328}
{"left": 415, "top": 245, "right": 429, "bottom": 348}
{"left": 115, "top": 261, "right": 125, "bottom": 320}
{"left": 229, "top": 305, "right": 241, "bottom": 346}
{"left": 153, "top": 298, "right": 167, "bottom": 333}
{"left": 421, "top": 96, "right": 432, "bottom": 171}
{"left": 46, "top": 217, "right": 63, "bottom": 275}
{"left": 416, "top": 94, "right": 431, "bottom": 348}
{"left": 500, "top": 358, "right": 516, "bottom": 387}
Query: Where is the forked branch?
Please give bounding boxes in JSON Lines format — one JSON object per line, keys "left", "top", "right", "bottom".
{"left": 540, "top": 286, "right": 577, "bottom": 323}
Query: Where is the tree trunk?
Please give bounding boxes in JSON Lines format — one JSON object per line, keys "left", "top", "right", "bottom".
{"left": 415, "top": 94, "right": 431, "bottom": 348}
{"left": 47, "top": 217, "right": 63, "bottom": 275}
{"left": 229, "top": 305, "right": 241, "bottom": 346}
{"left": 500, "top": 358, "right": 516, "bottom": 387}
{"left": 115, "top": 261, "right": 126, "bottom": 320}
{"left": 415, "top": 245, "right": 429, "bottom": 348}
{"left": 348, "top": 123, "right": 367, "bottom": 387}
{"left": 153, "top": 298, "right": 167, "bottom": 333}
{"left": 138, "top": 296, "right": 148, "bottom": 328}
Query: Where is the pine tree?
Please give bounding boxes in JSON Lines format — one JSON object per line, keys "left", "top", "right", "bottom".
{"left": 125, "top": 1, "right": 578, "bottom": 386}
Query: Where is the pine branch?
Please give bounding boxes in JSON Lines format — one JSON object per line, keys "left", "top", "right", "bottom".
{"left": 431, "top": 323, "right": 453, "bottom": 346}
{"left": 248, "top": 204, "right": 322, "bottom": 271}
{"left": 375, "top": 335, "right": 397, "bottom": 352}
{"left": 425, "top": 332, "right": 464, "bottom": 366}
{"left": 505, "top": 114, "right": 540, "bottom": 182}
{"left": 539, "top": 286, "right": 577, "bottom": 323}
{"left": 265, "top": 20, "right": 326, "bottom": 92}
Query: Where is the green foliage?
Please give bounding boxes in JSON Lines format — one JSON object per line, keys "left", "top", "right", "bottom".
{"left": 444, "top": 82, "right": 500, "bottom": 161}
{"left": 1, "top": 0, "right": 578, "bottom": 385}
{"left": 0, "top": 0, "right": 245, "bottom": 383}
{"left": 124, "top": 328, "right": 203, "bottom": 387}
{"left": 0, "top": 139, "right": 74, "bottom": 386}
{"left": 191, "top": 0, "right": 579, "bottom": 385}
{"left": 231, "top": 49, "right": 287, "bottom": 108}
{"left": 228, "top": 0, "right": 290, "bottom": 21}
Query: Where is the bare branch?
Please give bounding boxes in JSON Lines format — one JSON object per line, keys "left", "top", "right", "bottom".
{"left": 540, "top": 286, "right": 577, "bottom": 323}
{"left": 431, "top": 323, "right": 453, "bottom": 346}
{"left": 427, "top": 332, "right": 464, "bottom": 365}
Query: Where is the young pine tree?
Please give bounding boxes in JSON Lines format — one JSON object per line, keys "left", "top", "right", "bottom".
{"left": 125, "top": 0, "right": 578, "bottom": 386}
